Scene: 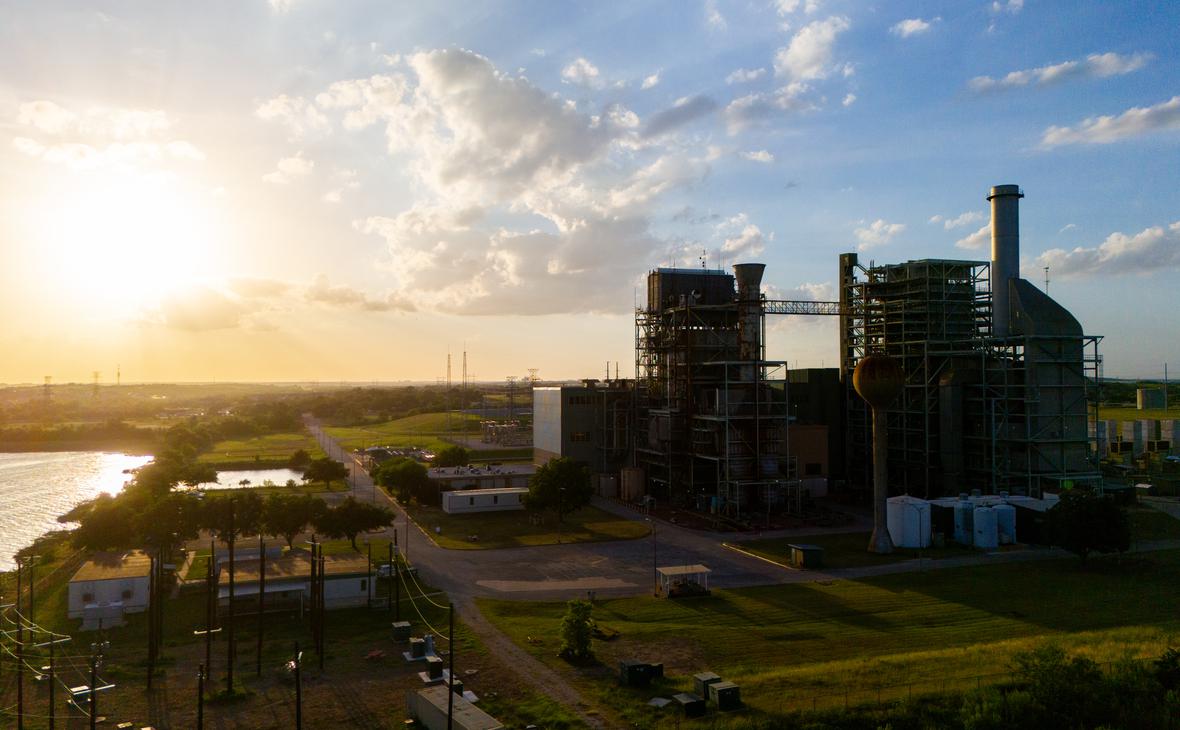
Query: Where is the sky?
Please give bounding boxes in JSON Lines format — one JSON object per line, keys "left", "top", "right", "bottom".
{"left": 0, "top": 0, "right": 1177, "bottom": 384}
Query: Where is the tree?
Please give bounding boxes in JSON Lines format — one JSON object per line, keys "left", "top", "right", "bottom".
{"left": 558, "top": 599, "right": 595, "bottom": 663}
{"left": 303, "top": 457, "right": 350, "bottom": 489}
{"left": 373, "top": 457, "right": 432, "bottom": 503}
{"left": 1046, "top": 489, "right": 1131, "bottom": 565}
{"left": 288, "top": 449, "right": 312, "bottom": 469}
{"left": 136, "top": 492, "right": 202, "bottom": 555}
{"left": 433, "top": 445, "right": 470, "bottom": 468}
{"left": 70, "top": 494, "right": 138, "bottom": 550}
{"left": 178, "top": 462, "right": 218, "bottom": 488}
{"left": 312, "top": 496, "right": 394, "bottom": 550}
{"left": 202, "top": 492, "right": 265, "bottom": 543}
{"left": 263, "top": 494, "right": 327, "bottom": 548}
{"left": 526, "top": 457, "right": 592, "bottom": 522}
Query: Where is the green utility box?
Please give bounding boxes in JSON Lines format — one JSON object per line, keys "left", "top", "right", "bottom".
{"left": 787, "top": 543, "right": 824, "bottom": 569}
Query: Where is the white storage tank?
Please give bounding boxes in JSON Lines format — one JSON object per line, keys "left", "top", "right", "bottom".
{"left": 994, "top": 503, "right": 1017, "bottom": 545}
{"left": 953, "top": 499, "right": 975, "bottom": 545}
{"left": 886, "top": 495, "right": 932, "bottom": 548}
{"left": 973, "top": 506, "right": 998, "bottom": 550}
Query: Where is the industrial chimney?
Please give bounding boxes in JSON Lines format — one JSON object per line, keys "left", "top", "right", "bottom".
{"left": 733, "top": 263, "right": 765, "bottom": 366}
{"left": 988, "top": 184, "right": 1023, "bottom": 338}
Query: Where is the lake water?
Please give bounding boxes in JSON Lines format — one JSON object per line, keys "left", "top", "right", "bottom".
{"left": 193, "top": 467, "right": 306, "bottom": 490}
{"left": 0, "top": 451, "right": 153, "bottom": 571}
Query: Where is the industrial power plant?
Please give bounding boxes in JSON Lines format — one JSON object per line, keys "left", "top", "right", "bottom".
{"left": 534, "top": 184, "right": 1103, "bottom": 519}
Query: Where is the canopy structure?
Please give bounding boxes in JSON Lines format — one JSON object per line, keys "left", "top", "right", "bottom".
{"left": 656, "top": 564, "right": 711, "bottom": 595}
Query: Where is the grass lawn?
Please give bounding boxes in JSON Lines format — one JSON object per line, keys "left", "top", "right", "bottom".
{"left": 734, "top": 530, "right": 977, "bottom": 570}
{"left": 407, "top": 503, "right": 651, "bottom": 549}
{"left": 1097, "top": 405, "right": 1178, "bottom": 423}
{"left": 198, "top": 430, "right": 326, "bottom": 467}
{"left": 480, "top": 549, "right": 1180, "bottom": 726}
{"left": 1130, "top": 506, "right": 1180, "bottom": 541}
{"left": 326, "top": 412, "right": 483, "bottom": 452}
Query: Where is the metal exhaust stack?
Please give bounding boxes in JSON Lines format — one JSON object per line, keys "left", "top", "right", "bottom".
{"left": 988, "top": 184, "right": 1023, "bottom": 338}
{"left": 733, "top": 263, "right": 765, "bottom": 364}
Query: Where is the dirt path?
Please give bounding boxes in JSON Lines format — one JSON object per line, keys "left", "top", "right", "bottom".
{"left": 454, "top": 596, "right": 605, "bottom": 729}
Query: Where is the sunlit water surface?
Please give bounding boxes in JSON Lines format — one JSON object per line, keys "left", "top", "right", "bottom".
{"left": 0, "top": 451, "right": 153, "bottom": 571}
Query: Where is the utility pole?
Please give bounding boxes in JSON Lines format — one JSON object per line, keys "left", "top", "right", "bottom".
{"left": 318, "top": 550, "right": 325, "bottom": 672}
{"left": 366, "top": 541, "right": 372, "bottom": 607}
{"left": 147, "top": 551, "right": 156, "bottom": 689}
{"left": 292, "top": 642, "right": 303, "bottom": 730}
{"left": 257, "top": 533, "right": 265, "bottom": 677}
{"left": 226, "top": 502, "right": 236, "bottom": 695}
{"left": 196, "top": 663, "right": 205, "bottom": 730}
{"left": 447, "top": 603, "right": 455, "bottom": 730}
{"left": 17, "top": 561, "right": 24, "bottom": 730}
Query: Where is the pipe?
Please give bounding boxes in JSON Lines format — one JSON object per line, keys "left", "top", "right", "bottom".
{"left": 988, "top": 184, "right": 1023, "bottom": 338}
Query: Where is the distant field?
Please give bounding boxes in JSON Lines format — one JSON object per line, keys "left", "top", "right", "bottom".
{"left": 198, "top": 431, "right": 325, "bottom": 466}
{"left": 480, "top": 549, "right": 1180, "bottom": 726}
{"left": 1097, "top": 406, "right": 1177, "bottom": 422}
{"left": 326, "top": 412, "right": 483, "bottom": 453}
{"left": 407, "top": 503, "right": 650, "bottom": 550}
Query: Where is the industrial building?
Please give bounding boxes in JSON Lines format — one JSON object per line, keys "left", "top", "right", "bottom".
{"left": 533, "top": 183, "right": 1102, "bottom": 518}
{"left": 68, "top": 550, "right": 152, "bottom": 629}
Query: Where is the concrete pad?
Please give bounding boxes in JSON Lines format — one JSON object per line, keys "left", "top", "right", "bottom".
{"left": 476, "top": 577, "right": 637, "bottom": 593}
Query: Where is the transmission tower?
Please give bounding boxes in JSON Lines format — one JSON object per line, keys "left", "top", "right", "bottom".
{"left": 92, "top": 371, "right": 101, "bottom": 397}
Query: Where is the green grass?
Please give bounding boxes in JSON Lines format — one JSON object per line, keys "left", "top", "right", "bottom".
{"left": 735, "top": 531, "right": 976, "bottom": 570}
{"left": 479, "top": 549, "right": 1180, "bottom": 726}
{"left": 198, "top": 431, "right": 326, "bottom": 467}
{"left": 407, "top": 503, "right": 651, "bottom": 549}
{"left": 325, "top": 412, "right": 485, "bottom": 453}
{"left": 1097, "top": 405, "right": 1178, "bottom": 423}
{"left": 1130, "top": 506, "right": 1180, "bottom": 540}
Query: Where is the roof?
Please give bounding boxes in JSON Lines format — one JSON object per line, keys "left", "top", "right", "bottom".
{"left": 657, "top": 564, "right": 711, "bottom": 577}
{"left": 429, "top": 464, "right": 535, "bottom": 480}
{"left": 443, "top": 487, "right": 529, "bottom": 497}
{"left": 218, "top": 552, "right": 370, "bottom": 586}
{"left": 70, "top": 550, "right": 152, "bottom": 582}
{"left": 415, "top": 685, "right": 504, "bottom": 730}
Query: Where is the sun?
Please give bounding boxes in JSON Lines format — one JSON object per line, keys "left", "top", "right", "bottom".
{"left": 32, "top": 173, "right": 223, "bottom": 318}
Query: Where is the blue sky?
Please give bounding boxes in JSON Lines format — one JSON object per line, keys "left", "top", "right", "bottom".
{"left": 0, "top": 0, "right": 1176, "bottom": 382}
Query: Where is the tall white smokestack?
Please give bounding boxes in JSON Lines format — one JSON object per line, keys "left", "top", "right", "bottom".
{"left": 988, "top": 184, "right": 1023, "bottom": 338}
{"left": 733, "top": 263, "right": 765, "bottom": 364}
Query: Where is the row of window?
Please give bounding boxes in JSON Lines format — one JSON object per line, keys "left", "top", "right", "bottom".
{"left": 567, "top": 395, "right": 593, "bottom": 405}
{"left": 570, "top": 432, "right": 592, "bottom": 442}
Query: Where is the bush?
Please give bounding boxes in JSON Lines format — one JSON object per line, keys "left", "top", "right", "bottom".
{"left": 558, "top": 599, "right": 594, "bottom": 664}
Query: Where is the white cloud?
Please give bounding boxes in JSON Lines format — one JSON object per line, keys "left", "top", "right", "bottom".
{"left": 1033, "top": 222, "right": 1180, "bottom": 278}
{"left": 12, "top": 136, "right": 204, "bottom": 169}
{"left": 314, "top": 75, "right": 407, "bottom": 130}
{"left": 842, "top": 93, "right": 856, "bottom": 106}
{"left": 561, "top": 57, "right": 604, "bottom": 88}
{"left": 930, "top": 211, "right": 984, "bottom": 230}
{"left": 890, "top": 17, "right": 938, "bottom": 38}
{"left": 775, "top": 16, "right": 851, "bottom": 81}
{"left": 991, "top": 0, "right": 1023, "bottom": 13}
{"left": 705, "top": 0, "right": 727, "bottom": 30}
{"left": 262, "top": 151, "right": 314, "bottom": 184}
{"left": 1059, "top": 223, "right": 1078, "bottom": 234}
{"left": 322, "top": 168, "right": 360, "bottom": 203}
{"left": 255, "top": 94, "right": 330, "bottom": 140}
{"left": 1040, "top": 96, "right": 1180, "bottom": 147}
{"left": 723, "top": 81, "right": 814, "bottom": 134}
{"left": 741, "top": 149, "right": 774, "bottom": 163}
{"left": 854, "top": 219, "right": 905, "bottom": 250}
{"left": 955, "top": 224, "right": 990, "bottom": 250}
{"left": 641, "top": 71, "right": 661, "bottom": 90}
{"left": 969, "top": 52, "right": 1151, "bottom": 92}
{"left": 269, "top": 0, "right": 294, "bottom": 12}
{"left": 775, "top": 0, "right": 820, "bottom": 14}
{"left": 726, "top": 67, "right": 767, "bottom": 85}
{"left": 305, "top": 274, "right": 414, "bottom": 312}
{"left": 17, "top": 100, "right": 172, "bottom": 139}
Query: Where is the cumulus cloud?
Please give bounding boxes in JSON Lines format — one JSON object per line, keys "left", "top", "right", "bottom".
{"left": 955, "top": 224, "right": 990, "bottom": 250}
{"left": 991, "top": 0, "right": 1023, "bottom": 13}
{"left": 930, "top": 211, "right": 984, "bottom": 230}
{"left": 854, "top": 219, "right": 905, "bottom": 250}
{"left": 642, "top": 95, "right": 718, "bottom": 138}
{"left": 890, "top": 17, "right": 938, "bottom": 37}
{"left": 255, "top": 94, "right": 330, "bottom": 139}
{"left": 154, "top": 287, "right": 244, "bottom": 331}
{"left": 842, "top": 93, "right": 856, "bottom": 106}
{"left": 741, "top": 149, "right": 774, "bottom": 163}
{"left": 723, "top": 82, "right": 814, "bottom": 134}
{"left": 726, "top": 67, "right": 767, "bottom": 85}
{"left": 262, "top": 151, "right": 314, "bottom": 184}
{"left": 720, "top": 219, "right": 766, "bottom": 257}
{"left": 1040, "top": 95, "right": 1180, "bottom": 147}
{"left": 561, "top": 57, "right": 604, "bottom": 88}
{"left": 641, "top": 71, "right": 661, "bottom": 89}
{"left": 305, "top": 274, "right": 415, "bottom": 312}
{"left": 775, "top": 16, "right": 850, "bottom": 81}
{"left": 314, "top": 75, "right": 407, "bottom": 130}
{"left": 269, "top": 0, "right": 293, "bottom": 12}
{"left": 969, "top": 52, "right": 1152, "bottom": 92}
{"left": 775, "top": 0, "right": 820, "bottom": 14}
{"left": 1032, "top": 222, "right": 1180, "bottom": 278}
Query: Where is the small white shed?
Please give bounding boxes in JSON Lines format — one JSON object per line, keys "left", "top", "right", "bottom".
{"left": 68, "top": 550, "right": 152, "bottom": 629}
{"left": 441, "top": 487, "right": 528, "bottom": 514}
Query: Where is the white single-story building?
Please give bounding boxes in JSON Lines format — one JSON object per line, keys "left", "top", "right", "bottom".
{"left": 428, "top": 464, "right": 535, "bottom": 490}
{"left": 441, "top": 487, "right": 528, "bottom": 514}
{"left": 218, "top": 552, "right": 373, "bottom": 611}
{"left": 68, "top": 550, "right": 153, "bottom": 629}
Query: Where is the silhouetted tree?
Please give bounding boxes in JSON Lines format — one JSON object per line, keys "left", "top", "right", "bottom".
{"left": 526, "top": 457, "right": 592, "bottom": 522}
{"left": 1046, "top": 490, "right": 1130, "bottom": 565}
{"left": 433, "top": 445, "right": 470, "bottom": 467}
{"left": 373, "top": 457, "right": 432, "bottom": 503}
{"left": 312, "top": 496, "right": 393, "bottom": 550}
{"left": 303, "top": 457, "right": 350, "bottom": 489}
{"left": 263, "top": 494, "right": 327, "bottom": 548}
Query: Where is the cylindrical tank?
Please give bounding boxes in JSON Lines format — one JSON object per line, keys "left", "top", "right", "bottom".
{"left": 887, "top": 496, "right": 932, "bottom": 548}
{"left": 973, "top": 506, "right": 999, "bottom": 550}
{"left": 994, "top": 503, "right": 1017, "bottom": 545}
{"left": 988, "top": 184, "right": 1023, "bottom": 338}
{"left": 953, "top": 499, "right": 975, "bottom": 545}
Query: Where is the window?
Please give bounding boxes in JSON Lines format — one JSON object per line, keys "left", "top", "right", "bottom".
{"left": 567, "top": 395, "right": 592, "bottom": 406}
{"left": 121, "top": 589, "right": 133, "bottom": 599}
{"left": 360, "top": 579, "right": 367, "bottom": 591}
{"left": 570, "top": 431, "right": 591, "bottom": 442}
{"left": 469, "top": 496, "right": 475, "bottom": 506}
{"left": 82, "top": 592, "right": 94, "bottom": 603}
{"left": 493, "top": 495, "right": 499, "bottom": 504}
